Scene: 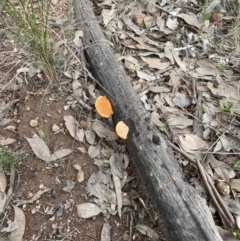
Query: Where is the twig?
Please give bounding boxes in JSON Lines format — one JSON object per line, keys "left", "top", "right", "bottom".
{"left": 205, "top": 172, "right": 234, "bottom": 225}
{"left": 4, "top": 165, "right": 15, "bottom": 210}
{"left": 168, "top": 141, "right": 234, "bottom": 227}
{"left": 85, "top": 233, "right": 97, "bottom": 240}
{"left": 193, "top": 91, "right": 202, "bottom": 132}
{"left": 138, "top": 196, "right": 156, "bottom": 225}
{"left": 129, "top": 211, "right": 133, "bottom": 241}
{"left": 38, "top": 82, "right": 51, "bottom": 113}
{"left": 79, "top": 48, "right": 88, "bottom": 88}
{"left": 196, "top": 160, "right": 233, "bottom": 227}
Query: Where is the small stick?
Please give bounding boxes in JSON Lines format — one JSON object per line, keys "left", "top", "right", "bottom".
{"left": 129, "top": 211, "right": 133, "bottom": 241}
{"left": 196, "top": 160, "right": 233, "bottom": 227}
{"left": 205, "top": 172, "right": 234, "bottom": 224}
{"left": 168, "top": 141, "right": 234, "bottom": 227}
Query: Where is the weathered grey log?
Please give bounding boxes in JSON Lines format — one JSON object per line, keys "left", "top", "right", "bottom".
{"left": 73, "top": 1, "right": 223, "bottom": 240}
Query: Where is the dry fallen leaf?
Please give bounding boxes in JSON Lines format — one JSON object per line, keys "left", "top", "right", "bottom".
{"left": 178, "top": 134, "right": 209, "bottom": 151}
{"left": 25, "top": 133, "right": 72, "bottom": 162}
{"left": 85, "top": 129, "right": 96, "bottom": 145}
{"left": 101, "top": 222, "right": 111, "bottom": 241}
{"left": 9, "top": 205, "right": 26, "bottom": 241}
{"left": 0, "top": 192, "right": 6, "bottom": 213}
{"left": 141, "top": 56, "right": 170, "bottom": 70}
{"left": 88, "top": 145, "right": 102, "bottom": 159}
{"left": 177, "top": 13, "right": 201, "bottom": 29}
{"left": 64, "top": 115, "right": 85, "bottom": 142}
{"left": 76, "top": 203, "right": 101, "bottom": 218}
{"left": 112, "top": 171, "right": 122, "bottom": 218}
{"left": 0, "top": 166, "right": 6, "bottom": 193}
{"left": 0, "top": 136, "right": 16, "bottom": 146}
{"left": 230, "top": 179, "right": 240, "bottom": 191}
{"left": 135, "top": 224, "right": 159, "bottom": 240}
{"left": 91, "top": 120, "right": 118, "bottom": 141}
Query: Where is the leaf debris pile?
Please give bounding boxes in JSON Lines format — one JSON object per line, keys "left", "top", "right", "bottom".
{"left": 1, "top": 0, "right": 240, "bottom": 240}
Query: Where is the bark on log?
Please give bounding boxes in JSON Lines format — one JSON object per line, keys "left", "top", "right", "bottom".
{"left": 73, "top": 1, "right": 223, "bottom": 240}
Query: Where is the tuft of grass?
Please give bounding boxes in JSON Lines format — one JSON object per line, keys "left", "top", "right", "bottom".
{"left": 233, "top": 160, "right": 240, "bottom": 169}
{"left": 217, "top": 63, "right": 226, "bottom": 73}
{"left": 218, "top": 101, "right": 240, "bottom": 117}
{"left": 0, "top": 145, "right": 18, "bottom": 167}
{"left": 0, "top": 0, "right": 58, "bottom": 82}
{"left": 199, "top": 0, "right": 211, "bottom": 33}
{"left": 234, "top": 227, "right": 240, "bottom": 239}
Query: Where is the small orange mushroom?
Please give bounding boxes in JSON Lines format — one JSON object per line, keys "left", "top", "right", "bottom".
{"left": 116, "top": 121, "right": 129, "bottom": 140}
{"left": 95, "top": 95, "right": 113, "bottom": 118}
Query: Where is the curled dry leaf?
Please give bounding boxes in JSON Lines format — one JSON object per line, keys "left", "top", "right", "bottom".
{"left": 76, "top": 203, "right": 101, "bottom": 218}
{"left": 101, "top": 222, "right": 111, "bottom": 241}
{"left": 178, "top": 134, "right": 209, "bottom": 151}
{"left": 92, "top": 120, "right": 118, "bottom": 141}
{"left": 109, "top": 153, "right": 125, "bottom": 179}
{"left": 9, "top": 205, "right": 26, "bottom": 241}
{"left": 64, "top": 115, "right": 84, "bottom": 142}
{"left": 135, "top": 224, "right": 159, "bottom": 240}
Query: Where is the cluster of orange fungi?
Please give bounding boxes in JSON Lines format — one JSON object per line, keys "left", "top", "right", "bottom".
{"left": 95, "top": 96, "right": 129, "bottom": 140}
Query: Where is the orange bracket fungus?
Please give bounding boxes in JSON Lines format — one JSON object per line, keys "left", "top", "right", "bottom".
{"left": 95, "top": 95, "right": 113, "bottom": 118}
{"left": 115, "top": 121, "right": 129, "bottom": 140}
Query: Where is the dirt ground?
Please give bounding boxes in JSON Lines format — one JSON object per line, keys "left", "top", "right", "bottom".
{"left": 0, "top": 48, "right": 170, "bottom": 240}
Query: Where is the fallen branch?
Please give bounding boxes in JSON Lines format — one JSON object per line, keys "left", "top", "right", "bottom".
{"left": 73, "top": 0, "right": 223, "bottom": 240}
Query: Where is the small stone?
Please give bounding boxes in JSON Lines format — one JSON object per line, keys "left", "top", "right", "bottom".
{"left": 6, "top": 125, "right": 16, "bottom": 131}
{"left": 30, "top": 119, "right": 38, "bottom": 127}
{"left": 39, "top": 184, "right": 45, "bottom": 189}
{"left": 46, "top": 113, "right": 51, "bottom": 117}
{"left": 217, "top": 181, "right": 230, "bottom": 196}
{"left": 64, "top": 105, "right": 70, "bottom": 110}
{"left": 27, "top": 192, "right": 33, "bottom": 198}
{"left": 31, "top": 208, "right": 37, "bottom": 214}
{"left": 76, "top": 147, "right": 86, "bottom": 154}
{"left": 26, "top": 106, "right": 30, "bottom": 111}
{"left": 52, "top": 124, "right": 60, "bottom": 132}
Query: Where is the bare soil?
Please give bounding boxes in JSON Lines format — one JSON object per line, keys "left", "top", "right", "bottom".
{"left": 0, "top": 60, "right": 169, "bottom": 240}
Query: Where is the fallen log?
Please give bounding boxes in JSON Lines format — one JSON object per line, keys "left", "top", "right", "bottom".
{"left": 73, "top": 1, "right": 223, "bottom": 240}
